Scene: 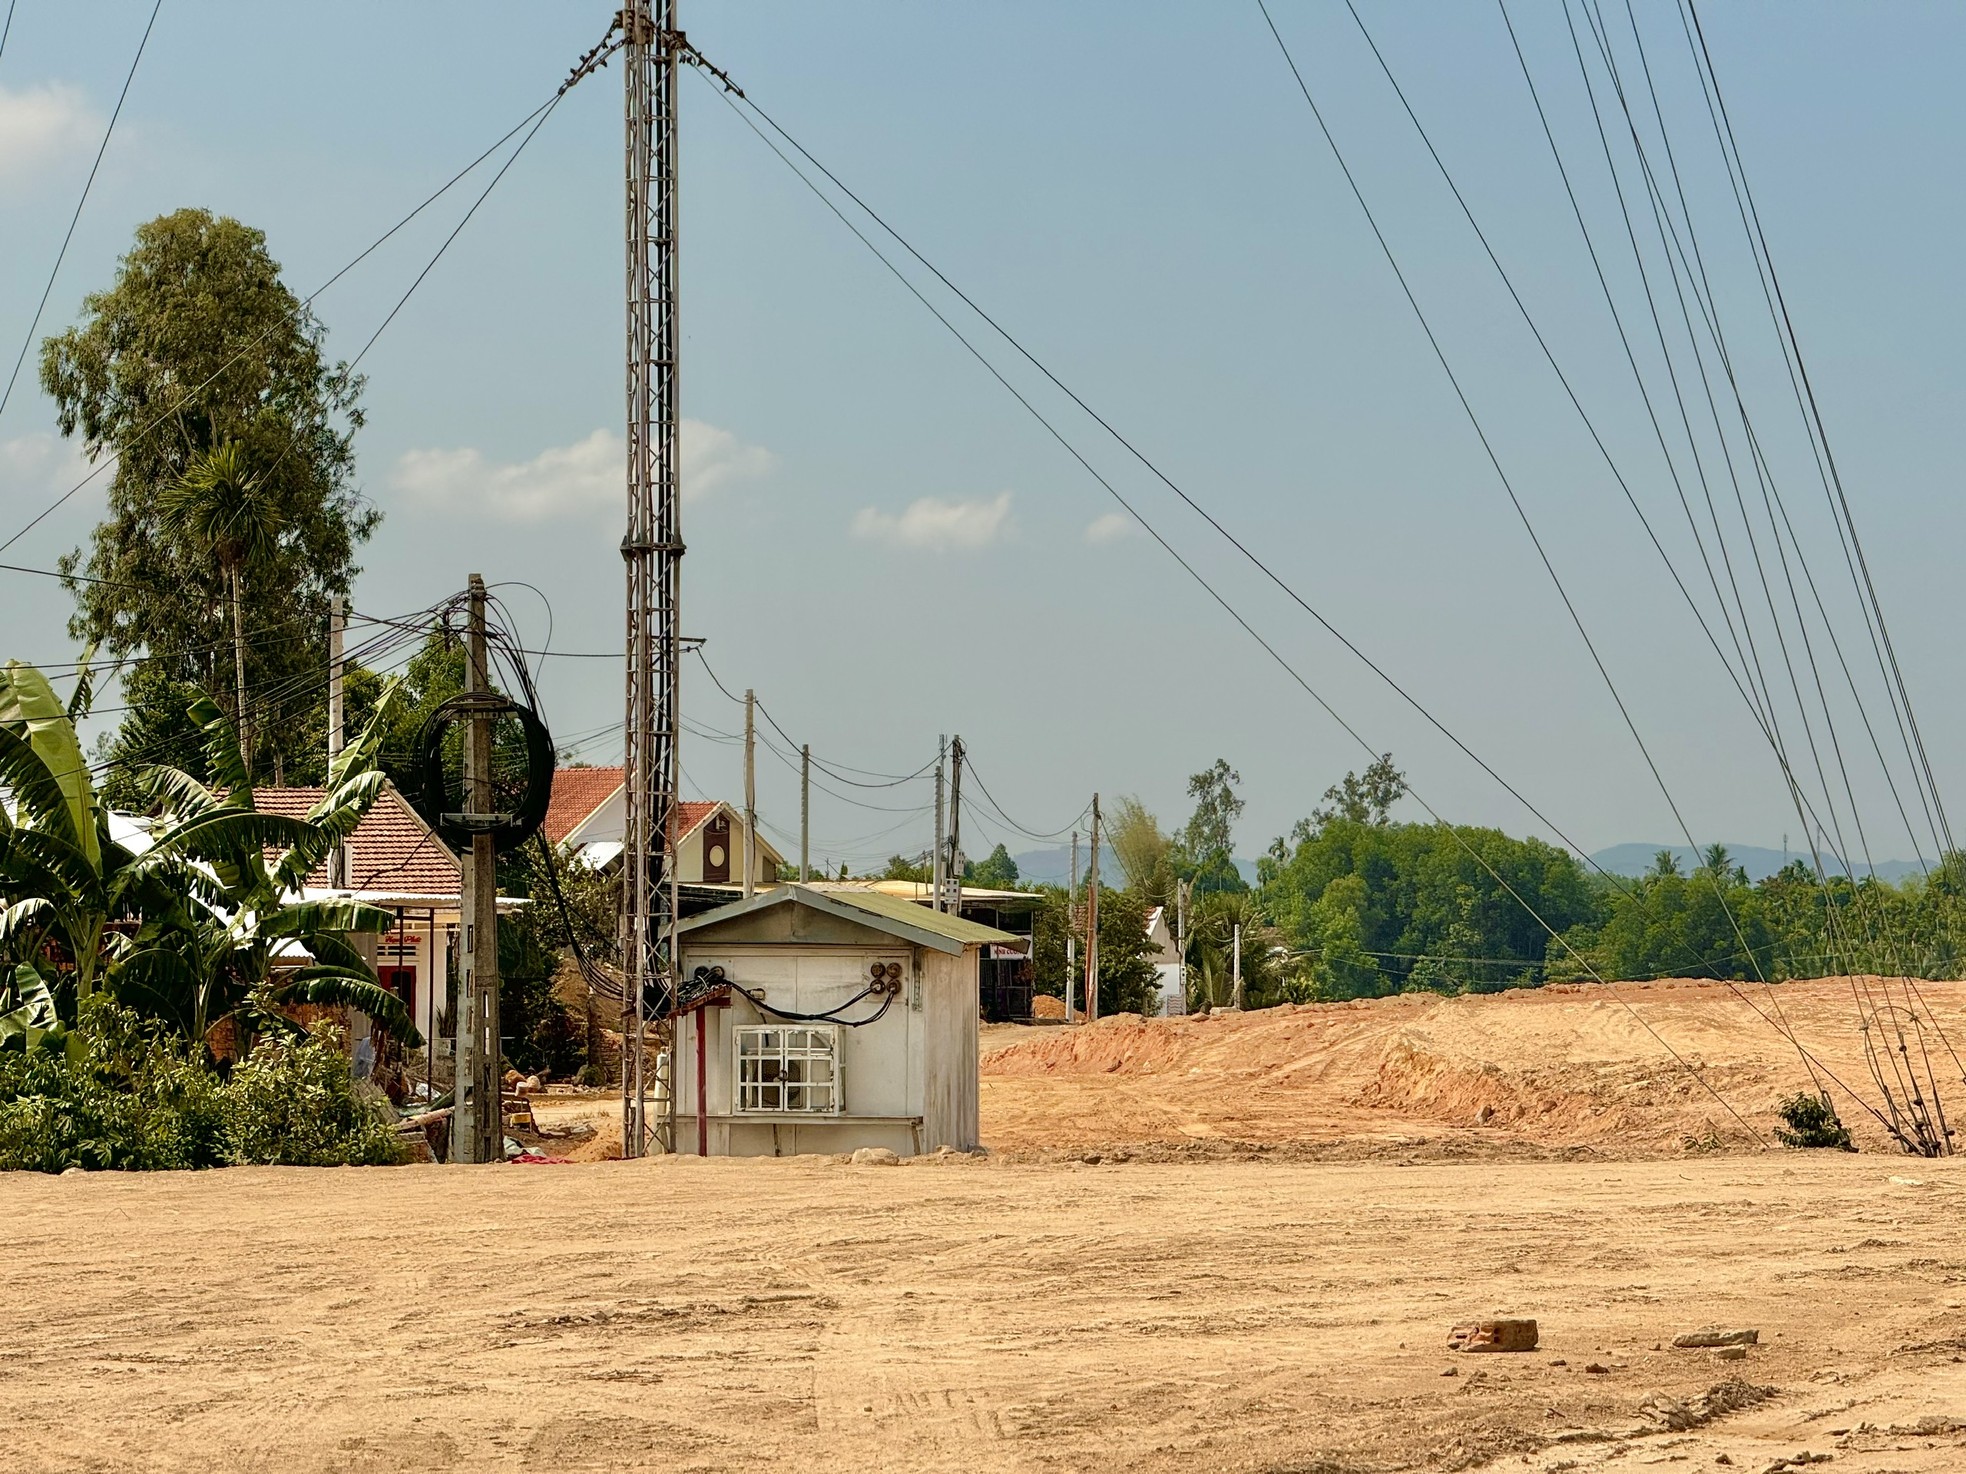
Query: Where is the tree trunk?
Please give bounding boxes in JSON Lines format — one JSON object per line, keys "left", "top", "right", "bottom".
{"left": 230, "top": 561, "right": 250, "bottom": 779}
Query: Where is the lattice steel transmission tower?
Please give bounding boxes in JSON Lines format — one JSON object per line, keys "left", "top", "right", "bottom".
{"left": 620, "top": 0, "right": 683, "bottom": 1157}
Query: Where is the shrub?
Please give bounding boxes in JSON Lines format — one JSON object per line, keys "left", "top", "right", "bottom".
{"left": 0, "top": 1002, "right": 404, "bottom": 1172}
{"left": 223, "top": 1025, "right": 405, "bottom": 1167}
{"left": 0, "top": 1002, "right": 226, "bottom": 1171}
{"left": 1774, "top": 1090, "right": 1855, "bottom": 1150}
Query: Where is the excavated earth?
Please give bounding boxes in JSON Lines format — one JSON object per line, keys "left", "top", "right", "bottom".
{"left": 981, "top": 975, "right": 1966, "bottom": 1157}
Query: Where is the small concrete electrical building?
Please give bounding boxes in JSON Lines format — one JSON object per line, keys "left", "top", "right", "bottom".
{"left": 671, "top": 883, "right": 1017, "bottom": 1158}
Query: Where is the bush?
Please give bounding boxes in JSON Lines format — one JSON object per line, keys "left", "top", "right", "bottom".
{"left": 222, "top": 1026, "right": 405, "bottom": 1167}
{"left": 0, "top": 1002, "right": 226, "bottom": 1171}
{"left": 0, "top": 1001, "right": 404, "bottom": 1172}
{"left": 1774, "top": 1090, "right": 1855, "bottom": 1151}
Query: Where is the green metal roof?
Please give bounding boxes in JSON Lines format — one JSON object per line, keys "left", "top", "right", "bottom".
{"left": 675, "top": 882, "right": 1019, "bottom": 955}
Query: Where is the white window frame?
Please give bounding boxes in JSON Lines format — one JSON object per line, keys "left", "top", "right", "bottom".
{"left": 732, "top": 1023, "right": 842, "bottom": 1116}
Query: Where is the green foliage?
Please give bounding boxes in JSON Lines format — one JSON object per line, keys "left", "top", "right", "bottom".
{"left": 0, "top": 1000, "right": 400, "bottom": 1172}
{"left": 497, "top": 894, "right": 588, "bottom": 1080}
{"left": 1312, "top": 753, "right": 1408, "bottom": 828}
{"left": 1260, "top": 816, "right": 1595, "bottom": 997}
{"left": 222, "top": 1023, "right": 403, "bottom": 1167}
{"left": 1773, "top": 1091, "right": 1855, "bottom": 1151}
{"left": 344, "top": 631, "right": 465, "bottom": 794}
{"left": 1187, "top": 889, "right": 1296, "bottom": 1010}
{"left": 1183, "top": 759, "right": 1247, "bottom": 895}
{"left": 42, "top": 209, "right": 375, "bottom": 785}
{"left": 1024, "top": 884, "right": 1161, "bottom": 1015}
{"left": 877, "top": 853, "right": 930, "bottom": 883}
{"left": 94, "top": 662, "right": 210, "bottom": 810}
{"left": 1089, "top": 887, "right": 1163, "bottom": 1017}
{"left": 0, "top": 661, "right": 417, "bottom": 1051}
{"left": 1108, "top": 795, "right": 1177, "bottom": 910}
{"left": 965, "top": 843, "right": 1020, "bottom": 889}
{"left": 1572, "top": 863, "right": 1776, "bottom": 984}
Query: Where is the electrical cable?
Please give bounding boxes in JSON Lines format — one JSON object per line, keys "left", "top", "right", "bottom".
{"left": 1320, "top": 0, "right": 1835, "bottom": 1098}
{"left": 0, "top": 0, "right": 162, "bottom": 428}
{"left": 959, "top": 755, "right": 1089, "bottom": 844}
{"left": 0, "top": 23, "right": 616, "bottom": 559}
{"left": 695, "top": 48, "right": 1921, "bottom": 1145}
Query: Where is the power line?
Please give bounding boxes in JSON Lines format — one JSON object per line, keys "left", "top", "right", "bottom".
{"left": 0, "top": 45, "right": 601, "bottom": 559}
{"left": 0, "top": 0, "right": 163, "bottom": 429}
{"left": 710, "top": 45, "right": 1771, "bottom": 1143}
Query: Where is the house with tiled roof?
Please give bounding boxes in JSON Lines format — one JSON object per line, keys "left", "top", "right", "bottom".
{"left": 544, "top": 766, "right": 784, "bottom": 891}
{"left": 250, "top": 783, "right": 521, "bottom": 1055}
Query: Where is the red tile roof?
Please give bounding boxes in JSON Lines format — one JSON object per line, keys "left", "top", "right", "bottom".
{"left": 544, "top": 765, "right": 624, "bottom": 844}
{"left": 252, "top": 786, "right": 461, "bottom": 897}
{"left": 543, "top": 764, "right": 720, "bottom": 846}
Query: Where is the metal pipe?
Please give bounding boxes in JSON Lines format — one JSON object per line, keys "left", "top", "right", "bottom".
{"left": 696, "top": 1005, "right": 708, "bottom": 1156}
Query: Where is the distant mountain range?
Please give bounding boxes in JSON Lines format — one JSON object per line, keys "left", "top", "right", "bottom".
{"left": 1589, "top": 843, "right": 1928, "bottom": 884}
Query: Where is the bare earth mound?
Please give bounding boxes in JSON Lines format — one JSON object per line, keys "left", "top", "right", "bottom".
{"left": 982, "top": 976, "right": 1966, "bottom": 1157}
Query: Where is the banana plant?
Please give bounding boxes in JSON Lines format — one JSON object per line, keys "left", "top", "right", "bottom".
{"left": 0, "top": 661, "right": 420, "bottom": 1050}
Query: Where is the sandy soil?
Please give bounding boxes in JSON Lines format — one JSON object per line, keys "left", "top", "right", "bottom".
{"left": 8, "top": 1153, "right": 1966, "bottom": 1472}
{"left": 11, "top": 977, "right": 1966, "bottom": 1471}
{"left": 982, "top": 976, "right": 1966, "bottom": 1157}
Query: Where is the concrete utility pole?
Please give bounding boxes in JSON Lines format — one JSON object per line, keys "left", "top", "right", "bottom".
{"left": 1175, "top": 877, "right": 1190, "bottom": 1017}
{"left": 743, "top": 688, "right": 756, "bottom": 899}
{"left": 1066, "top": 829, "right": 1079, "bottom": 1023}
{"left": 1085, "top": 793, "right": 1101, "bottom": 1024}
{"left": 944, "top": 735, "right": 965, "bottom": 915}
{"left": 1232, "top": 919, "right": 1243, "bottom": 1011}
{"left": 326, "top": 595, "right": 346, "bottom": 889}
{"left": 931, "top": 734, "right": 947, "bottom": 910}
{"left": 452, "top": 575, "right": 502, "bottom": 1165}
{"left": 620, "top": 0, "right": 684, "bottom": 1158}
{"left": 799, "top": 743, "right": 810, "bottom": 882}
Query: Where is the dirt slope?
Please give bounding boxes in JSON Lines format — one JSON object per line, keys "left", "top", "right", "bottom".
{"left": 982, "top": 976, "right": 1966, "bottom": 1156}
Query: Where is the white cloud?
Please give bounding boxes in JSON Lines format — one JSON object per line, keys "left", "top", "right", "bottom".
{"left": 683, "top": 419, "right": 775, "bottom": 499}
{"left": 1084, "top": 511, "right": 1136, "bottom": 545}
{"left": 0, "top": 83, "right": 101, "bottom": 189}
{"left": 852, "top": 491, "right": 1013, "bottom": 552}
{"left": 388, "top": 421, "right": 773, "bottom": 522}
{"left": 1, "top": 431, "right": 95, "bottom": 499}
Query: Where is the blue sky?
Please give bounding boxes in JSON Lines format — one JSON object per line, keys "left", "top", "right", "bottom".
{"left": 2, "top": 2, "right": 1962, "bottom": 873}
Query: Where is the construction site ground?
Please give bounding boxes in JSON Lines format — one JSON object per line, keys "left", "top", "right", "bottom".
{"left": 9, "top": 976, "right": 1966, "bottom": 1472}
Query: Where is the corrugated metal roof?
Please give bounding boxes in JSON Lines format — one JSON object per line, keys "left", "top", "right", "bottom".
{"left": 819, "top": 885, "right": 1020, "bottom": 944}
{"left": 677, "top": 882, "right": 1018, "bottom": 955}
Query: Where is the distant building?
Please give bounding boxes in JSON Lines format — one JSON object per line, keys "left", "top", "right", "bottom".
{"left": 248, "top": 784, "right": 522, "bottom": 1055}
{"left": 1144, "top": 905, "right": 1185, "bottom": 1017}
{"left": 543, "top": 766, "right": 783, "bottom": 896}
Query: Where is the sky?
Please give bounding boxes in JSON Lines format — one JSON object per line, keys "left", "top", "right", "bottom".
{"left": 3, "top": 1, "right": 1963, "bottom": 876}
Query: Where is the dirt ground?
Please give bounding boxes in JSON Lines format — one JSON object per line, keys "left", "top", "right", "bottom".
{"left": 10, "top": 977, "right": 1966, "bottom": 1472}
{"left": 8, "top": 1153, "right": 1966, "bottom": 1472}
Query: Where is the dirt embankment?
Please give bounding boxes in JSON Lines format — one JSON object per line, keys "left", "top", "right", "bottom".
{"left": 982, "top": 976, "right": 1966, "bottom": 1157}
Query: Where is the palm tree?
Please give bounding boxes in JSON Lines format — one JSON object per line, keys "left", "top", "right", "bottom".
{"left": 157, "top": 442, "right": 281, "bottom": 777}
{"left": 1701, "top": 842, "right": 1733, "bottom": 876}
